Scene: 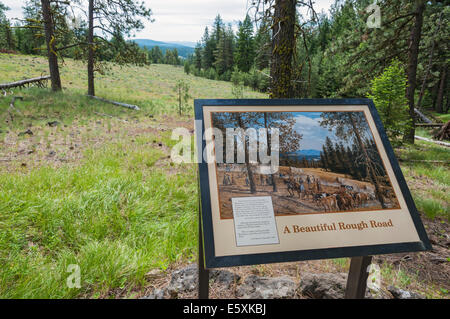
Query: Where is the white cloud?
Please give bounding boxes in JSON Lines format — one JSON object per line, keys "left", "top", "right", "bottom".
{"left": 294, "top": 114, "right": 326, "bottom": 150}
{"left": 2, "top": 0, "right": 23, "bottom": 21}
{"left": 293, "top": 113, "right": 341, "bottom": 151}
{"left": 2, "top": 0, "right": 334, "bottom": 42}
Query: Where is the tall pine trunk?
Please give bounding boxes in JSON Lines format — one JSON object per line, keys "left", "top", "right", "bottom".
{"left": 404, "top": 0, "right": 426, "bottom": 143}
{"left": 41, "top": 0, "right": 62, "bottom": 91}
{"left": 348, "top": 113, "right": 386, "bottom": 209}
{"left": 264, "top": 113, "right": 277, "bottom": 192}
{"left": 87, "top": 0, "right": 95, "bottom": 96}
{"left": 270, "top": 0, "right": 296, "bottom": 98}
{"left": 237, "top": 114, "right": 256, "bottom": 194}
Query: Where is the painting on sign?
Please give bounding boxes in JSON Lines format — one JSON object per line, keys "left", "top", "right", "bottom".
{"left": 211, "top": 111, "right": 400, "bottom": 219}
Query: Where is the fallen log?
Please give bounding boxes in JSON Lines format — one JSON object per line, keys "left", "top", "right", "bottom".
{"left": 414, "top": 135, "right": 450, "bottom": 147}
{"left": 434, "top": 120, "right": 450, "bottom": 141}
{"left": 415, "top": 123, "right": 444, "bottom": 128}
{"left": 87, "top": 95, "right": 140, "bottom": 111}
{"left": 0, "top": 76, "right": 50, "bottom": 90}
{"left": 398, "top": 158, "right": 449, "bottom": 164}
{"left": 414, "top": 108, "right": 433, "bottom": 124}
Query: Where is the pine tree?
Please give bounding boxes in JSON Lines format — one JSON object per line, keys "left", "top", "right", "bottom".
{"left": 212, "top": 14, "right": 224, "bottom": 43}
{"left": 235, "top": 15, "right": 255, "bottom": 73}
{"left": 368, "top": 60, "right": 410, "bottom": 145}
{"left": 324, "top": 136, "right": 337, "bottom": 172}
{"left": 194, "top": 42, "right": 202, "bottom": 70}
{"left": 201, "top": 27, "right": 215, "bottom": 70}
{"left": 41, "top": 0, "right": 62, "bottom": 91}
{"left": 149, "top": 46, "right": 163, "bottom": 63}
{"left": 320, "top": 149, "right": 329, "bottom": 171}
{"left": 86, "top": 0, "right": 152, "bottom": 96}
{"left": 254, "top": 20, "right": 271, "bottom": 71}
{"left": 214, "top": 26, "right": 234, "bottom": 75}
{"left": 0, "top": 3, "right": 15, "bottom": 50}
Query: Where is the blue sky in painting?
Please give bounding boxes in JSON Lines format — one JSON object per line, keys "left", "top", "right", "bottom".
{"left": 292, "top": 112, "right": 342, "bottom": 151}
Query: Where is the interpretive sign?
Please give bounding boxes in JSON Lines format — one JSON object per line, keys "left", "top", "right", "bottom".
{"left": 195, "top": 99, "right": 431, "bottom": 269}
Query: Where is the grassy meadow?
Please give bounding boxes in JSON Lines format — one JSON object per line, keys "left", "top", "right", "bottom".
{"left": 0, "top": 53, "right": 448, "bottom": 298}
{"left": 0, "top": 53, "right": 265, "bottom": 298}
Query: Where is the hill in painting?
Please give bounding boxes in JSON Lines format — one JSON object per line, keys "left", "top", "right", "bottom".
{"left": 282, "top": 149, "right": 322, "bottom": 161}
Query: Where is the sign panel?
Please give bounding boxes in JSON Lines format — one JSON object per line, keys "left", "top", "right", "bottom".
{"left": 195, "top": 99, "right": 431, "bottom": 268}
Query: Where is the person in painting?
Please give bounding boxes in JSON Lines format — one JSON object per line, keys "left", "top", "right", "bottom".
{"left": 266, "top": 175, "right": 273, "bottom": 186}
{"left": 306, "top": 175, "right": 311, "bottom": 190}
{"left": 316, "top": 178, "right": 322, "bottom": 192}
{"left": 298, "top": 177, "right": 305, "bottom": 198}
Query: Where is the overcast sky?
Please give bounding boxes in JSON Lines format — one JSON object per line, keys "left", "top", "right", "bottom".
{"left": 2, "top": 0, "right": 334, "bottom": 43}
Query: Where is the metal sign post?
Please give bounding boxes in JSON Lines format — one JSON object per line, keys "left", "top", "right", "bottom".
{"left": 345, "top": 256, "right": 373, "bottom": 299}
{"left": 198, "top": 202, "right": 209, "bottom": 299}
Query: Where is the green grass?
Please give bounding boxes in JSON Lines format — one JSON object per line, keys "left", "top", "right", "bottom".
{"left": 415, "top": 127, "right": 434, "bottom": 139}
{"left": 0, "top": 141, "right": 198, "bottom": 298}
{"left": 431, "top": 112, "right": 450, "bottom": 123}
{"left": 412, "top": 194, "right": 447, "bottom": 220}
{"left": 0, "top": 52, "right": 267, "bottom": 298}
{"left": 1, "top": 53, "right": 255, "bottom": 298}
{"left": 398, "top": 140, "right": 450, "bottom": 220}
{"left": 0, "top": 53, "right": 266, "bottom": 133}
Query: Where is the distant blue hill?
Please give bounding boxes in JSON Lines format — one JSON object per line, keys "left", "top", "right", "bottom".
{"left": 132, "top": 39, "right": 195, "bottom": 58}
{"left": 167, "top": 41, "right": 197, "bottom": 48}
{"left": 281, "top": 149, "right": 321, "bottom": 161}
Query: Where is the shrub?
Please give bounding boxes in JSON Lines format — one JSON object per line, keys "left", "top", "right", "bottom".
{"left": 183, "top": 62, "right": 191, "bottom": 74}
{"left": 368, "top": 60, "right": 411, "bottom": 146}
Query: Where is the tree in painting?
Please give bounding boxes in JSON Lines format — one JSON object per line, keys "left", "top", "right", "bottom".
{"left": 212, "top": 112, "right": 302, "bottom": 194}
{"left": 320, "top": 112, "right": 387, "bottom": 208}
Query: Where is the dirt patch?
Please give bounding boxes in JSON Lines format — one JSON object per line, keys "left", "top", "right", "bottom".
{"left": 0, "top": 115, "right": 183, "bottom": 173}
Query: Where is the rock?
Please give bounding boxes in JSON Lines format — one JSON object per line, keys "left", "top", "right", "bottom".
{"left": 299, "top": 273, "right": 347, "bottom": 299}
{"left": 18, "top": 129, "right": 33, "bottom": 136}
{"left": 236, "top": 275, "right": 296, "bottom": 299}
{"left": 159, "top": 264, "right": 243, "bottom": 298}
{"left": 140, "top": 288, "right": 166, "bottom": 299}
{"left": 47, "top": 121, "right": 59, "bottom": 127}
{"left": 166, "top": 264, "right": 198, "bottom": 295}
{"left": 145, "top": 269, "right": 163, "bottom": 279}
{"left": 210, "top": 269, "right": 240, "bottom": 289}
{"left": 388, "top": 286, "right": 425, "bottom": 299}
{"left": 48, "top": 151, "right": 56, "bottom": 157}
